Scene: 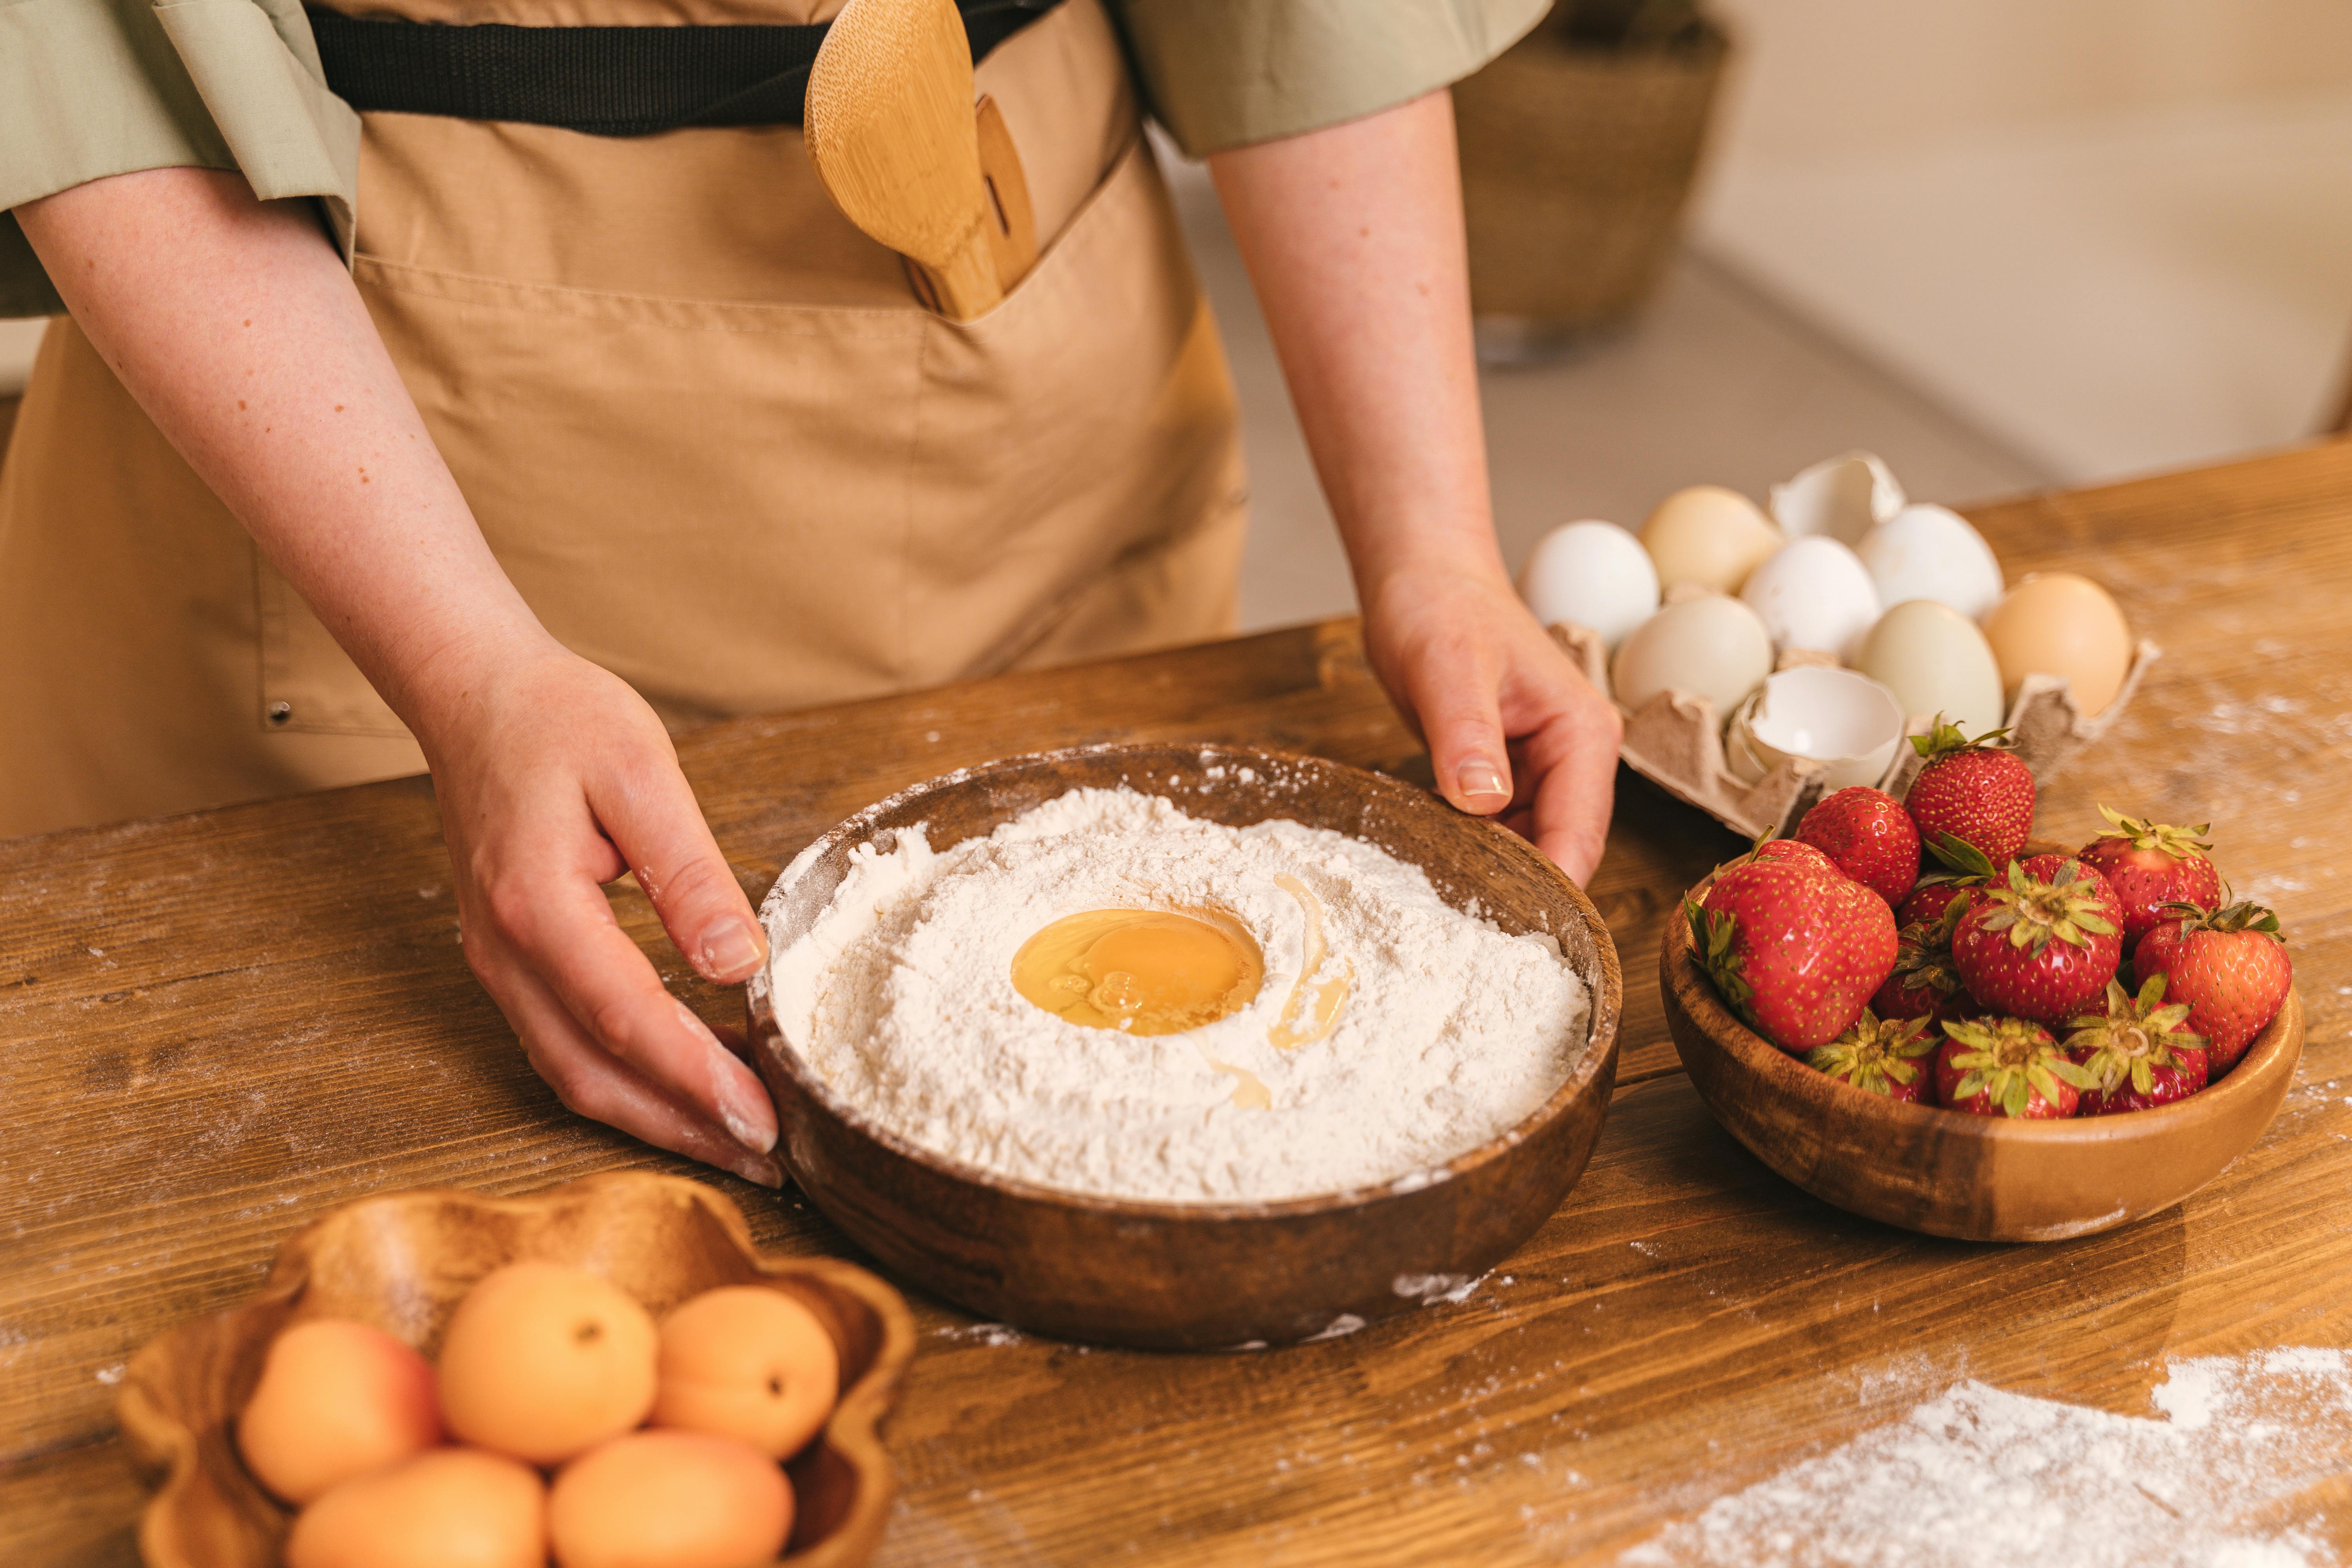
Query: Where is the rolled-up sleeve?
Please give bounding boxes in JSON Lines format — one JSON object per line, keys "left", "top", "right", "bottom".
{"left": 0, "top": 0, "right": 357, "bottom": 316}
{"left": 1112, "top": 0, "right": 1550, "bottom": 157}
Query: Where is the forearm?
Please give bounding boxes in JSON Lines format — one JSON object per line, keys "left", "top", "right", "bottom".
{"left": 1207, "top": 90, "right": 1504, "bottom": 603}
{"left": 14, "top": 168, "right": 550, "bottom": 733}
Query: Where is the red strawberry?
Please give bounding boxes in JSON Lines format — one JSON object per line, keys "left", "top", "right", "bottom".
{"left": 2135, "top": 900, "right": 2292, "bottom": 1076}
{"left": 2064, "top": 975, "right": 2208, "bottom": 1115}
{"left": 1933, "top": 1016, "right": 2093, "bottom": 1118}
{"left": 1903, "top": 720, "right": 2035, "bottom": 866}
{"left": 1687, "top": 862, "right": 1898, "bottom": 1051}
{"left": 1806, "top": 1010, "right": 1936, "bottom": 1102}
{"left": 1795, "top": 786, "right": 1922, "bottom": 907}
{"left": 2076, "top": 806, "right": 2223, "bottom": 953}
{"left": 1739, "top": 837, "right": 1843, "bottom": 879}
{"left": 1951, "top": 859, "right": 2123, "bottom": 1024}
{"left": 1896, "top": 880, "right": 1984, "bottom": 929}
{"left": 1871, "top": 901, "right": 1972, "bottom": 1025}
{"left": 1897, "top": 831, "right": 2005, "bottom": 928}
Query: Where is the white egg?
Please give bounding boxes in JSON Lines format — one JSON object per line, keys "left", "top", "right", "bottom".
{"left": 1610, "top": 595, "right": 1774, "bottom": 718}
{"left": 1854, "top": 599, "right": 2006, "bottom": 735}
{"left": 1517, "top": 520, "right": 1661, "bottom": 650}
{"left": 1855, "top": 503, "right": 2004, "bottom": 619}
{"left": 1769, "top": 451, "right": 1904, "bottom": 545}
{"left": 1732, "top": 666, "right": 1907, "bottom": 791}
{"left": 1738, "top": 537, "right": 1881, "bottom": 660}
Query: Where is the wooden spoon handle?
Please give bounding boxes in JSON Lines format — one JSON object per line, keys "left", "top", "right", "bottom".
{"left": 924, "top": 224, "right": 1003, "bottom": 318}
{"left": 975, "top": 94, "right": 1038, "bottom": 290}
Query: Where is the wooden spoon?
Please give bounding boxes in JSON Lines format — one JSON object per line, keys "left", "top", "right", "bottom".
{"left": 806, "top": 0, "right": 1002, "bottom": 319}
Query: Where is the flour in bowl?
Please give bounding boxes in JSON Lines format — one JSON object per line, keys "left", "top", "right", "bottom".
{"left": 764, "top": 786, "right": 1590, "bottom": 1203}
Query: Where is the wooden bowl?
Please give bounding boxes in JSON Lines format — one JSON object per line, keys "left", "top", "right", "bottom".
{"left": 1660, "top": 853, "right": 2306, "bottom": 1242}
{"left": 118, "top": 1171, "right": 915, "bottom": 1568}
{"left": 746, "top": 743, "right": 1622, "bottom": 1350}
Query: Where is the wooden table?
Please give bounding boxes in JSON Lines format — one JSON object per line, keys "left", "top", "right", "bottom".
{"left": 6, "top": 442, "right": 2351, "bottom": 1564}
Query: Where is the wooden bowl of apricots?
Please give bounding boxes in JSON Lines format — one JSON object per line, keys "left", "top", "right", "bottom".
{"left": 1661, "top": 725, "right": 2303, "bottom": 1242}
{"left": 118, "top": 1171, "right": 915, "bottom": 1568}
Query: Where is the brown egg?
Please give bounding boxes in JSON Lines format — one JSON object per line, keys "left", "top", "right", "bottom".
{"left": 284, "top": 1447, "right": 546, "bottom": 1568}
{"left": 236, "top": 1319, "right": 441, "bottom": 1504}
{"left": 548, "top": 1429, "right": 792, "bottom": 1568}
{"left": 437, "top": 1260, "right": 658, "bottom": 1465}
{"left": 1980, "top": 572, "right": 2134, "bottom": 715}
{"left": 652, "top": 1286, "right": 840, "bottom": 1459}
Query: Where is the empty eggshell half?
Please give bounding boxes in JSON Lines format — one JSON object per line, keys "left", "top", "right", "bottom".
{"left": 1739, "top": 536, "right": 1882, "bottom": 661}
{"left": 1610, "top": 595, "right": 1774, "bottom": 718}
{"left": 1855, "top": 599, "right": 2006, "bottom": 736}
{"left": 1980, "top": 572, "right": 2134, "bottom": 715}
{"left": 1769, "top": 451, "right": 1904, "bottom": 545}
{"left": 1639, "top": 486, "right": 1784, "bottom": 594}
{"left": 1722, "top": 689, "right": 1772, "bottom": 785}
{"left": 1737, "top": 666, "right": 1907, "bottom": 791}
{"left": 1518, "top": 519, "right": 1661, "bottom": 650}
{"left": 1857, "top": 503, "right": 2005, "bottom": 620}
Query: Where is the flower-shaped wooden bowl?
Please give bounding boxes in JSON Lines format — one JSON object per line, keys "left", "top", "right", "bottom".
{"left": 1660, "top": 853, "right": 2305, "bottom": 1242}
{"left": 747, "top": 743, "right": 1622, "bottom": 1351}
{"left": 118, "top": 1171, "right": 915, "bottom": 1568}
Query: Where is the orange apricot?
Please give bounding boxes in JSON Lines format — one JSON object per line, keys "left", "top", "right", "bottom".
{"left": 235, "top": 1318, "right": 441, "bottom": 1504}
{"left": 652, "top": 1286, "right": 840, "bottom": 1459}
{"left": 436, "top": 1260, "right": 657, "bottom": 1465}
{"left": 548, "top": 1429, "right": 792, "bottom": 1568}
{"left": 284, "top": 1446, "right": 545, "bottom": 1568}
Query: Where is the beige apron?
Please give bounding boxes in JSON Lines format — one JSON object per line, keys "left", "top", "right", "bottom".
{"left": 0, "top": 0, "right": 1246, "bottom": 837}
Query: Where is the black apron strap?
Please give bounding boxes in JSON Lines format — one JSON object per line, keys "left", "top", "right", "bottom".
{"left": 303, "top": 0, "right": 1065, "bottom": 136}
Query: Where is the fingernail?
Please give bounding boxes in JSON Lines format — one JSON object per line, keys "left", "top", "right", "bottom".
{"left": 679, "top": 1001, "right": 779, "bottom": 1153}
{"left": 722, "top": 1148, "right": 784, "bottom": 1188}
{"left": 1457, "top": 759, "right": 1510, "bottom": 805}
{"left": 696, "top": 918, "right": 766, "bottom": 983}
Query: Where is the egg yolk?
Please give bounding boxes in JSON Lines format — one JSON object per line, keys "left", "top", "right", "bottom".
{"left": 1011, "top": 908, "right": 1264, "bottom": 1034}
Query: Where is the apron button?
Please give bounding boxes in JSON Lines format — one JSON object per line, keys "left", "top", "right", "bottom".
{"left": 267, "top": 702, "right": 293, "bottom": 726}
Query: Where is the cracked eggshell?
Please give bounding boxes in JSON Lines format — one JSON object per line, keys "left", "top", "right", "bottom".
{"left": 1857, "top": 503, "right": 2005, "bottom": 620}
{"left": 1518, "top": 520, "right": 1660, "bottom": 650}
{"left": 1980, "top": 572, "right": 2134, "bottom": 715}
{"left": 1610, "top": 595, "right": 1773, "bottom": 718}
{"left": 1738, "top": 536, "right": 1882, "bottom": 661}
{"left": 1639, "top": 486, "right": 1784, "bottom": 594}
{"left": 1769, "top": 451, "right": 1905, "bottom": 545}
{"left": 1737, "top": 666, "right": 1907, "bottom": 791}
{"left": 1855, "top": 599, "right": 2005, "bottom": 735}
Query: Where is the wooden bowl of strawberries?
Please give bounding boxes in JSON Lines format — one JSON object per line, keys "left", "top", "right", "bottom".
{"left": 1661, "top": 723, "right": 2305, "bottom": 1243}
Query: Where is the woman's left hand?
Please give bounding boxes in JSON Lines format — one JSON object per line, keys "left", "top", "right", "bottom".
{"left": 1360, "top": 563, "right": 1622, "bottom": 885}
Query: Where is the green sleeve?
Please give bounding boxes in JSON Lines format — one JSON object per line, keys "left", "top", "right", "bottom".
{"left": 0, "top": 0, "right": 357, "bottom": 318}
{"left": 1110, "top": 0, "right": 1551, "bottom": 157}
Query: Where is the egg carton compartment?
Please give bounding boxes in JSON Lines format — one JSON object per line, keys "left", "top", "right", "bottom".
{"left": 1550, "top": 622, "right": 2161, "bottom": 840}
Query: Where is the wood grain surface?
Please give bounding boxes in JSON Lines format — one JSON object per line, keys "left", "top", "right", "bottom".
{"left": 5, "top": 440, "right": 2352, "bottom": 1564}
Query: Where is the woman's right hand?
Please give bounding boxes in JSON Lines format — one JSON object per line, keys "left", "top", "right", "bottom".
{"left": 413, "top": 632, "right": 783, "bottom": 1185}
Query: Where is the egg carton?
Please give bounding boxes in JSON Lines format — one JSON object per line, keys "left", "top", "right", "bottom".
{"left": 1549, "top": 621, "right": 2162, "bottom": 841}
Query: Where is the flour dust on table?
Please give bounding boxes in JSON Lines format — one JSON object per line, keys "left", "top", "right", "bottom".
{"left": 766, "top": 787, "right": 1590, "bottom": 1203}
{"left": 1621, "top": 1347, "right": 2352, "bottom": 1568}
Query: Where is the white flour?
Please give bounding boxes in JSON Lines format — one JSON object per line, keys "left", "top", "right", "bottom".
{"left": 766, "top": 787, "right": 1588, "bottom": 1202}
{"left": 1622, "top": 1347, "right": 2352, "bottom": 1568}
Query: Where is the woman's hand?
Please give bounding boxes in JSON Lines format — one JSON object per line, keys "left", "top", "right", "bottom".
{"left": 414, "top": 633, "right": 781, "bottom": 1185}
{"left": 1361, "top": 565, "right": 1621, "bottom": 885}
{"left": 20, "top": 169, "right": 780, "bottom": 1181}
{"left": 1210, "top": 91, "right": 1619, "bottom": 880}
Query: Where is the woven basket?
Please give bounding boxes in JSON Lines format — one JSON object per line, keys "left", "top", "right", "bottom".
{"left": 1454, "top": 16, "right": 1730, "bottom": 356}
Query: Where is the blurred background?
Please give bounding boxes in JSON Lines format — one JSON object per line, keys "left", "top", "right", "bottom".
{"left": 5, "top": 0, "right": 2347, "bottom": 637}
{"left": 1172, "top": 0, "right": 2352, "bottom": 630}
